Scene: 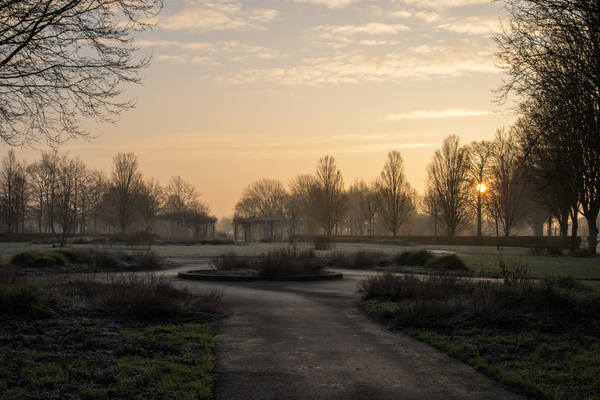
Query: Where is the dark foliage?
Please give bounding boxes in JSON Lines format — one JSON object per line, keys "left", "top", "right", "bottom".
{"left": 393, "top": 249, "right": 435, "bottom": 266}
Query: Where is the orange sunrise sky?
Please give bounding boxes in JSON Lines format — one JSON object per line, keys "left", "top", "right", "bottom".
{"left": 2, "top": 0, "right": 516, "bottom": 218}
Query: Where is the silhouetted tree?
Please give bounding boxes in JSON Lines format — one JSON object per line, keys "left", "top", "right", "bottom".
{"left": 349, "top": 179, "right": 379, "bottom": 236}
{"left": 0, "top": 149, "right": 28, "bottom": 233}
{"left": 487, "top": 127, "right": 528, "bottom": 236}
{"left": 376, "top": 150, "right": 415, "bottom": 237}
{"left": 495, "top": 0, "right": 600, "bottom": 252}
{"left": 467, "top": 140, "right": 493, "bottom": 237}
{"left": 425, "top": 135, "right": 471, "bottom": 236}
{"left": 235, "top": 178, "right": 286, "bottom": 219}
{"left": 102, "top": 152, "right": 144, "bottom": 234}
{"left": 0, "top": 0, "right": 161, "bottom": 146}
{"left": 309, "top": 156, "right": 347, "bottom": 235}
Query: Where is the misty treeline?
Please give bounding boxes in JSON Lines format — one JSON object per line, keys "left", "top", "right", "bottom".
{"left": 234, "top": 0, "right": 600, "bottom": 255}
{"left": 233, "top": 129, "right": 587, "bottom": 250}
{"left": 0, "top": 150, "right": 214, "bottom": 245}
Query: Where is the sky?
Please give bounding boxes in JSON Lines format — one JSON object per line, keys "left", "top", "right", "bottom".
{"left": 4, "top": 0, "right": 516, "bottom": 218}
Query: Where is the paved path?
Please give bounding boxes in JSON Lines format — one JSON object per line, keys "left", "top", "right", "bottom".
{"left": 166, "top": 259, "right": 526, "bottom": 400}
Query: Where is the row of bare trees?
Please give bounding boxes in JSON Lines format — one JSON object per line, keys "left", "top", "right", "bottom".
{"left": 234, "top": 131, "right": 576, "bottom": 242}
{"left": 493, "top": 0, "right": 600, "bottom": 253}
{"left": 0, "top": 150, "right": 213, "bottom": 245}
{"left": 234, "top": 152, "right": 417, "bottom": 238}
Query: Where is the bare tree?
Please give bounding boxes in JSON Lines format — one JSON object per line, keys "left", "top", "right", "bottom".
{"left": 0, "top": 0, "right": 161, "bottom": 146}
{"left": 86, "top": 169, "right": 107, "bottom": 234}
{"left": 495, "top": 0, "right": 600, "bottom": 252}
{"left": 467, "top": 140, "right": 493, "bottom": 237}
{"left": 288, "top": 174, "right": 319, "bottom": 234}
{"left": 376, "top": 150, "right": 415, "bottom": 237}
{"left": 349, "top": 179, "right": 379, "bottom": 236}
{"left": 487, "top": 127, "right": 528, "bottom": 236}
{"left": 27, "top": 151, "right": 62, "bottom": 233}
{"left": 309, "top": 156, "right": 347, "bottom": 236}
{"left": 164, "top": 176, "right": 205, "bottom": 215}
{"left": 0, "top": 149, "right": 28, "bottom": 233}
{"left": 102, "top": 152, "right": 143, "bottom": 234}
{"left": 425, "top": 135, "right": 471, "bottom": 237}
{"left": 51, "top": 156, "right": 86, "bottom": 246}
{"left": 421, "top": 186, "right": 441, "bottom": 237}
{"left": 234, "top": 178, "right": 286, "bottom": 219}
{"left": 139, "top": 177, "right": 163, "bottom": 227}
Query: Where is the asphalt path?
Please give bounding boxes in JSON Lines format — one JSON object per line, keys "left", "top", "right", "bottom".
{"left": 165, "top": 259, "right": 527, "bottom": 400}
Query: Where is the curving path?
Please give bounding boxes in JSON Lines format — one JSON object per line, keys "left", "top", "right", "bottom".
{"left": 165, "top": 259, "right": 526, "bottom": 400}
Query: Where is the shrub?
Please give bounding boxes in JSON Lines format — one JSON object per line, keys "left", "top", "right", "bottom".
{"left": 127, "top": 251, "right": 165, "bottom": 271}
{"left": 425, "top": 254, "right": 469, "bottom": 271}
{"left": 0, "top": 264, "right": 24, "bottom": 285}
{"left": 10, "top": 250, "right": 69, "bottom": 269}
{"left": 211, "top": 251, "right": 252, "bottom": 270}
{"left": 393, "top": 249, "right": 435, "bottom": 266}
{"left": 329, "top": 250, "right": 392, "bottom": 269}
{"left": 328, "top": 251, "right": 349, "bottom": 267}
{"left": 358, "top": 272, "right": 473, "bottom": 302}
{"left": 209, "top": 238, "right": 235, "bottom": 245}
{"left": 0, "top": 282, "right": 57, "bottom": 318}
{"left": 73, "top": 237, "right": 90, "bottom": 244}
{"left": 496, "top": 259, "right": 531, "bottom": 285}
{"left": 313, "top": 236, "right": 335, "bottom": 250}
{"left": 253, "top": 247, "right": 327, "bottom": 276}
{"left": 259, "top": 238, "right": 274, "bottom": 243}
{"left": 530, "top": 244, "right": 564, "bottom": 256}
{"left": 91, "top": 272, "right": 223, "bottom": 318}
{"left": 541, "top": 274, "right": 593, "bottom": 292}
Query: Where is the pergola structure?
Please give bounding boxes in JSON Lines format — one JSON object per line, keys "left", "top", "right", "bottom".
{"left": 234, "top": 217, "right": 300, "bottom": 243}
{"left": 148, "top": 213, "right": 217, "bottom": 239}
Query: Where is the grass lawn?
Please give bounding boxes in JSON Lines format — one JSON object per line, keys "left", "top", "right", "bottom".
{"left": 0, "top": 319, "right": 216, "bottom": 399}
{"left": 408, "top": 328, "right": 600, "bottom": 400}
{"left": 359, "top": 273, "right": 600, "bottom": 400}
{"left": 2, "top": 242, "right": 599, "bottom": 279}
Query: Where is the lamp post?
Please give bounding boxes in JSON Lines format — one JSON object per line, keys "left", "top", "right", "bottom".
{"left": 476, "top": 183, "right": 486, "bottom": 237}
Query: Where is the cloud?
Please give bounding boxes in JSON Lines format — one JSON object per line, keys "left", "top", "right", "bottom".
{"left": 160, "top": 1, "right": 278, "bottom": 31}
{"left": 290, "top": 0, "right": 365, "bottom": 10}
{"left": 399, "top": 0, "right": 489, "bottom": 9}
{"left": 383, "top": 109, "right": 491, "bottom": 121}
{"left": 122, "top": 132, "right": 438, "bottom": 160}
{"left": 139, "top": 40, "right": 282, "bottom": 63}
{"left": 388, "top": 10, "right": 412, "bottom": 18}
{"left": 438, "top": 15, "right": 503, "bottom": 35}
{"left": 311, "top": 23, "right": 409, "bottom": 48}
{"left": 415, "top": 11, "right": 440, "bottom": 23}
{"left": 315, "top": 23, "right": 410, "bottom": 36}
{"left": 216, "top": 40, "right": 497, "bottom": 86}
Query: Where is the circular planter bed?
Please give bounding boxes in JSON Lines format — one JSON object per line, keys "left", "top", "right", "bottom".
{"left": 177, "top": 269, "right": 343, "bottom": 282}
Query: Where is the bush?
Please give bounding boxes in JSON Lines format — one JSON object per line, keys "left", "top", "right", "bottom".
{"left": 73, "top": 237, "right": 90, "bottom": 244}
{"left": 393, "top": 249, "right": 435, "bottom": 266}
{"left": 91, "top": 272, "right": 223, "bottom": 318}
{"left": 211, "top": 251, "right": 252, "bottom": 270}
{"left": 328, "top": 250, "right": 392, "bottom": 269}
{"left": 0, "top": 264, "right": 25, "bottom": 285}
{"left": 530, "top": 244, "right": 564, "bottom": 256}
{"left": 10, "top": 250, "right": 69, "bottom": 269}
{"left": 206, "top": 238, "right": 233, "bottom": 245}
{"left": 127, "top": 251, "right": 165, "bottom": 271}
{"left": 313, "top": 236, "right": 335, "bottom": 250}
{"left": 253, "top": 247, "right": 327, "bottom": 276}
{"left": 358, "top": 272, "right": 473, "bottom": 302}
{"left": 0, "top": 282, "right": 57, "bottom": 318}
{"left": 259, "top": 238, "right": 274, "bottom": 243}
{"left": 425, "top": 254, "right": 469, "bottom": 271}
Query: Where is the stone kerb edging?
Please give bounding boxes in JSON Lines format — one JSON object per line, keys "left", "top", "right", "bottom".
{"left": 177, "top": 270, "right": 343, "bottom": 282}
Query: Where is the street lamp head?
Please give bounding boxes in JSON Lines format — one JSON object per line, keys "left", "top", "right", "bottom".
{"left": 477, "top": 183, "right": 487, "bottom": 193}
